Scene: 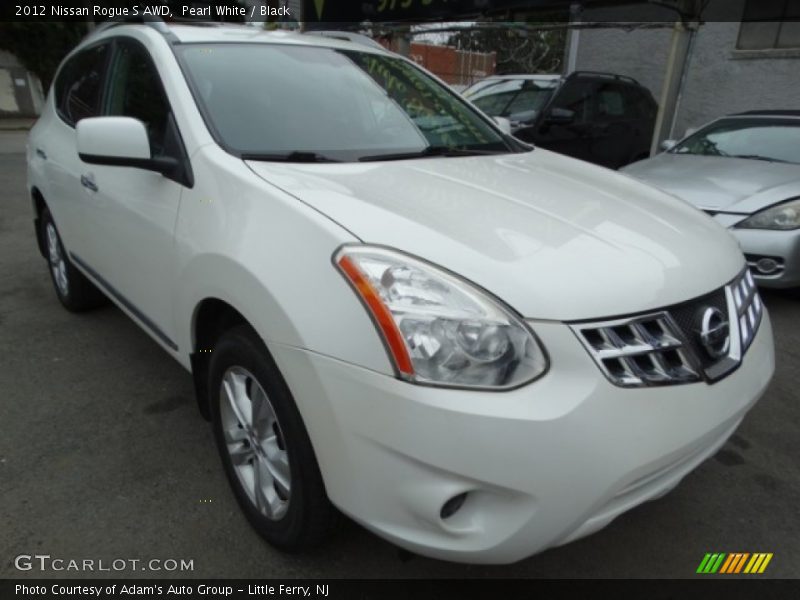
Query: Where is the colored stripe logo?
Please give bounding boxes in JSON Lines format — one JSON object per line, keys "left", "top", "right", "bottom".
{"left": 697, "top": 553, "right": 773, "bottom": 574}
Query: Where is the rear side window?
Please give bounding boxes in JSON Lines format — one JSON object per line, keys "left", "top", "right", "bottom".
{"left": 54, "top": 44, "right": 110, "bottom": 126}
{"left": 104, "top": 39, "right": 173, "bottom": 156}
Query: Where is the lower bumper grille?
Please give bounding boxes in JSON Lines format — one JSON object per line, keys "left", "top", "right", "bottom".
{"left": 571, "top": 268, "right": 763, "bottom": 387}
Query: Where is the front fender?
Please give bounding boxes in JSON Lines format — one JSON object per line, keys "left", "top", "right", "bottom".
{"left": 173, "top": 146, "right": 392, "bottom": 377}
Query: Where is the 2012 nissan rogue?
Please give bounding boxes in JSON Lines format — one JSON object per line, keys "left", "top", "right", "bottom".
{"left": 26, "top": 21, "right": 775, "bottom": 564}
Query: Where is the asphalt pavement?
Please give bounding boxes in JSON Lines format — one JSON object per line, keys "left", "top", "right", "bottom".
{"left": 1, "top": 131, "right": 798, "bottom": 579}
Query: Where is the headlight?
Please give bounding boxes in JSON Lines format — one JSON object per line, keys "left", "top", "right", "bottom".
{"left": 335, "top": 245, "right": 548, "bottom": 389}
{"left": 736, "top": 198, "right": 800, "bottom": 230}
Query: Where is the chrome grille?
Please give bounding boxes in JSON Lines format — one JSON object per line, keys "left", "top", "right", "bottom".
{"left": 572, "top": 268, "right": 764, "bottom": 388}
{"left": 733, "top": 268, "right": 763, "bottom": 352}
{"left": 573, "top": 313, "right": 700, "bottom": 387}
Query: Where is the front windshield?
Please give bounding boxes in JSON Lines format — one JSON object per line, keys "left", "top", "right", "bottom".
{"left": 671, "top": 118, "right": 800, "bottom": 164}
{"left": 177, "top": 43, "right": 514, "bottom": 161}
{"left": 464, "top": 78, "right": 557, "bottom": 123}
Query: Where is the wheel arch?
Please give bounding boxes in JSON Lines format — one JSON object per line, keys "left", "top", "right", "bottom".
{"left": 190, "top": 297, "right": 251, "bottom": 420}
{"left": 180, "top": 250, "right": 392, "bottom": 418}
{"left": 187, "top": 283, "right": 305, "bottom": 421}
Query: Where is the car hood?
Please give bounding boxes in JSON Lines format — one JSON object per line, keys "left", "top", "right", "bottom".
{"left": 623, "top": 153, "right": 800, "bottom": 213}
{"left": 247, "top": 149, "right": 743, "bottom": 321}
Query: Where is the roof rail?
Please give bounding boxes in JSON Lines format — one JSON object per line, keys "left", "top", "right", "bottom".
{"left": 86, "top": 15, "right": 178, "bottom": 43}
{"left": 304, "top": 30, "right": 385, "bottom": 51}
{"left": 566, "top": 71, "right": 640, "bottom": 85}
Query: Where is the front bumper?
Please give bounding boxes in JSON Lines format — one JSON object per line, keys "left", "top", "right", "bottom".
{"left": 269, "top": 313, "right": 775, "bottom": 564}
{"left": 723, "top": 224, "right": 800, "bottom": 288}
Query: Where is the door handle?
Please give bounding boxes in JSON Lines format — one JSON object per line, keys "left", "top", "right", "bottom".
{"left": 35, "top": 148, "right": 47, "bottom": 160}
{"left": 80, "top": 174, "right": 98, "bottom": 192}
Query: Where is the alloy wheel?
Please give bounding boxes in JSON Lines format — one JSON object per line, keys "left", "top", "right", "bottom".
{"left": 219, "top": 366, "right": 291, "bottom": 520}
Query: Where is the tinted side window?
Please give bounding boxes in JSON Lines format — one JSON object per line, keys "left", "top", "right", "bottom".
{"left": 624, "top": 86, "right": 657, "bottom": 120}
{"left": 105, "top": 40, "right": 172, "bottom": 156}
{"left": 594, "top": 82, "right": 628, "bottom": 119}
{"left": 550, "top": 80, "right": 594, "bottom": 122}
{"left": 54, "top": 44, "right": 110, "bottom": 126}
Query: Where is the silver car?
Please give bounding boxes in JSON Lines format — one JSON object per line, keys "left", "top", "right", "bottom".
{"left": 624, "top": 111, "right": 800, "bottom": 288}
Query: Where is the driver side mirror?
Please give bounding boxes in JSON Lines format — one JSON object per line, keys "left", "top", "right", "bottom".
{"left": 77, "top": 116, "right": 178, "bottom": 177}
{"left": 545, "top": 107, "right": 576, "bottom": 125}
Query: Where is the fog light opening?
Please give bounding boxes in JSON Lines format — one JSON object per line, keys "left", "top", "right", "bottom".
{"left": 755, "top": 258, "right": 780, "bottom": 275}
{"left": 440, "top": 492, "right": 468, "bottom": 520}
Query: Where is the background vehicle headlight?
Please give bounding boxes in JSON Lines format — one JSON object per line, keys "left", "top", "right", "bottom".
{"left": 736, "top": 198, "right": 800, "bottom": 230}
{"left": 335, "top": 245, "right": 548, "bottom": 389}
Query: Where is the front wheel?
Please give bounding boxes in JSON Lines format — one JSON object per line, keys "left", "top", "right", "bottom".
{"left": 209, "top": 325, "right": 337, "bottom": 550}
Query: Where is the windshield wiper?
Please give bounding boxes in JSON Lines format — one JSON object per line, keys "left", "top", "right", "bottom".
{"left": 359, "top": 146, "right": 511, "bottom": 162}
{"left": 241, "top": 151, "right": 341, "bottom": 163}
{"left": 730, "top": 154, "right": 790, "bottom": 164}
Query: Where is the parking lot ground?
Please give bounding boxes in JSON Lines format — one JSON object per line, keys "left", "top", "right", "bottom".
{"left": 1, "top": 131, "right": 798, "bottom": 579}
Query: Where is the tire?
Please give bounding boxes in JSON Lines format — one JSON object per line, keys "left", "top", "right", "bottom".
{"left": 209, "top": 324, "right": 336, "bottom": 550}
{"left": 40, "top": 208, "right": 106, "bottom": 312}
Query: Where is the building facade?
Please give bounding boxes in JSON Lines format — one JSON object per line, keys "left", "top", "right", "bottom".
{"left": 408, "top": 42, "right": 496, "bottom": 89}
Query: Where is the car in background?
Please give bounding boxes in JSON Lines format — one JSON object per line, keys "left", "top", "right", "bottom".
{"left": 624, "top": 111, "right": 800, "bottom": 289}
{"left": 463, "top": 71, "right": 657, "bottom": 169}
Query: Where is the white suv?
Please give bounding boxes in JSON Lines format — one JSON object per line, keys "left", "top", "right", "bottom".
{"left": 27, "top": 21, "right": 775, "bottom": 564}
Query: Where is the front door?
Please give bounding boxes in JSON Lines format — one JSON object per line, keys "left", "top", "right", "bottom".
{"left": 82, "top": 38, "right": 188, "bottom": 351}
